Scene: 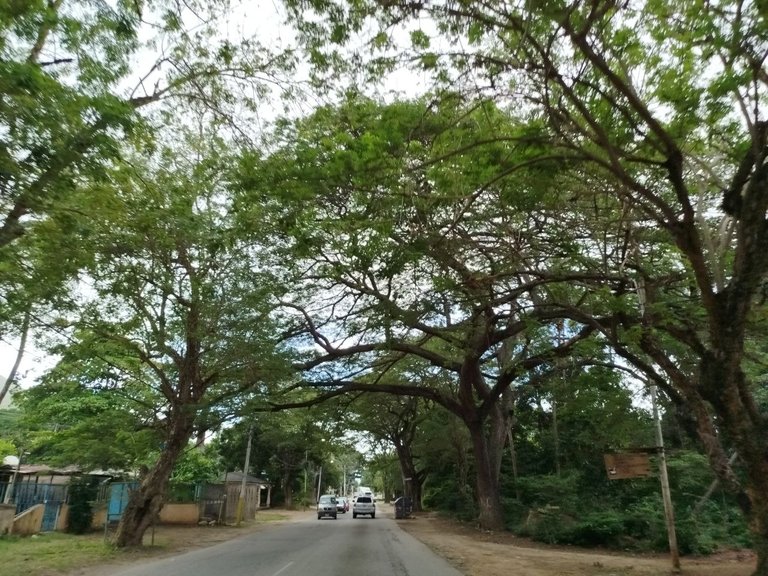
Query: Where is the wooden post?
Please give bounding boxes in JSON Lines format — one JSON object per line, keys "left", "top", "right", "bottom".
{"left": 236, "top": 426, "right": 253, "bottom": 525}
{"left": 651, "top": 384, "right": 680, "bottom": 571}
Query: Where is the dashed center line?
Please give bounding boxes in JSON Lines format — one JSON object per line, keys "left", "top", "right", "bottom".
{"left": 271, "top": 561, "right": 294, "bottom": 576}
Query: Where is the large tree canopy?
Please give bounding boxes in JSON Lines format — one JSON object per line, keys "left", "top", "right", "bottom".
{"left": 25, "top": 122, "right": 294, "bottom": 546}
{"left": 8, "top": 0, "right": 768, "bottom": 567}
{"left": 237, "top": 95, "right": 641, "bottom": 529}
{"left": 0, "top": 0, "right": 295, "bottom": 382}
{"left": 272, "top": 1, "right": 768, "bottom": 570}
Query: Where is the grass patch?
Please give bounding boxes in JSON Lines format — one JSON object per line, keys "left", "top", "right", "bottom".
{"left": 0, "top": 515, "right": 293, "bottom": 575}
{"left": 0, "top": 533, "right": 118, "bottom": 576}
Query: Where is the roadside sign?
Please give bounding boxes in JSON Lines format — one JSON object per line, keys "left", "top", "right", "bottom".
{"left": 603, "top": 452, "right": 652, "bottom": 480}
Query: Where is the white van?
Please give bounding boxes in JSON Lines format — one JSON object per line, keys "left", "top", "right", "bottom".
{"left": 357, "top": 486, "right": 373, "bottom": 498}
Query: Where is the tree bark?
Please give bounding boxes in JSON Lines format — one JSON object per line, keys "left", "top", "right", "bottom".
{"left": 393, "top": 438, "right": 424, "bottom": 512}
{"left": 113, "top": 407, "right": 195, "bottom": 547}
{"left": 467, "top": 418, "right": 505, "bottom": 531}
{"left": 283, "top": 472, "right": 294, "bottom": 508}
{"left": 0, "top": 308, "right": 30, "bottom": 407}
{"left": 700, "top": 351, "right": 768, "bottom": 576}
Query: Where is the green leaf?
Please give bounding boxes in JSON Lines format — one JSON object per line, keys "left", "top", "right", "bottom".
{"left": 410, "top": 29, "right": 430, "bottom": 49}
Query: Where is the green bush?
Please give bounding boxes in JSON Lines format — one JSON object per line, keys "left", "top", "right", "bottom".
{"left": 501, "top": 496, "right": 527, "bottom": 529}
{"left": 67, "top": 477, "right": 98, "bottom": 534}
{"left": 166, "top": 482, "right": 196, "bottom": 503}
{"left": 675, "top": 501, "right": 752, "bottom": 554}
{"left": 423, "top": 480, "right": 476, "bottom": 521}
{"left": 569, "top": 510, "right": 625, "bottom": 547}
{"left": 513, "top": 472, "right": 582, "bottom": 511}
{"left": 622, "top": 497, "right": 665, "bottom": 545}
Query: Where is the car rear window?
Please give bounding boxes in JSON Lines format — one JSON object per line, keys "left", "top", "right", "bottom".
{"left": 356, "top": 497, "right": 372, "bottom": 503}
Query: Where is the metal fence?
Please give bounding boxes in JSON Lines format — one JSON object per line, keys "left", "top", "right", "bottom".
{"left": 1, "top": 478, "right": 261, "bottom": 530}
{"left": 0, "top": 478, "right": 69, "bottom": 531}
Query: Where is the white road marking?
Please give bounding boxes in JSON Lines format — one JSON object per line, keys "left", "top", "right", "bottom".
{"left": 271, "top": 561, "right": 294, "bottom": 576}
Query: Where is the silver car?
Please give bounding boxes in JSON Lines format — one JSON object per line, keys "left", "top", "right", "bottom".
{"left": 352, "top": 495, "right": 375, "bottom": 519}
{"left": 317, "top": 494, "right": 338, "bottom": 520}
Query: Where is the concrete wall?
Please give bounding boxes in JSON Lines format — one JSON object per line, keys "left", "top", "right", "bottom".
{"left": 12, "top": 503, "right": 43, "bottom": 535}
{"left": 88, "top": 502, "right": 198, "bottom": 529}
{"left": 56, "top": 503, "right": 69, "bottom": 531}
{"left": 159, "top": 503, "right": 199, "bottom": 525}
{"left": 0, "top": 503, "right": 14, "bottom": 535}
{"left": 53, "top": 503, "right": 104, "bottom": 531}
{"left": 8, "top": 499, "right": 199, "bottom": 535}
{"left": 92, "top": 504, "right": 106, "bottom": 528}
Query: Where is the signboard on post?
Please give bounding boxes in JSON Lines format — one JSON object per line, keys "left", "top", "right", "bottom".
{"left": 603, "top": 452, "right": 652, "bottom": 480}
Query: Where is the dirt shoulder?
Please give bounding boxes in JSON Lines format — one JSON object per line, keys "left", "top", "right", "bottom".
{"left": 66, "top": 507, "right": 755, "bottom": 576}
{"left": 396, "top": 511, "right": 755, "bottom": 576}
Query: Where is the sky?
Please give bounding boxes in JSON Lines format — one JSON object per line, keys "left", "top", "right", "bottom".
{"left": 0, "top": 341, "right": 52, "bottom": 393}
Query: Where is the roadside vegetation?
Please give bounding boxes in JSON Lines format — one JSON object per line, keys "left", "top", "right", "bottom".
{"left": 0, "top": 1, "right": 767, "bottom": 573}
{"left": 0, "top": 533, "right": 118, "bottom": 576}
{"left": 0, "top": 513, "right": 293, "bottom": 576}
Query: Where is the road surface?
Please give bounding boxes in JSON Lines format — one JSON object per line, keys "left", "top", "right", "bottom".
{"left": 108, "top": 511, "right": 464, "bottom": 576}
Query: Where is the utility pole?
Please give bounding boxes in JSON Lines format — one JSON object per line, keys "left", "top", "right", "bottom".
{"left": 630, "top": 251, "right": 679, "bottom": 571}
{"left": 316, "top": 465, "right": 322, "bottom": 502}
{"left": 553, "top": 321, "right": 565, "bottom": 477}
{"left": 236, "top": 426, "right": 253, "bottom": 525}
{"left": 651, "top": 384, "right": 680, "bottom": 571}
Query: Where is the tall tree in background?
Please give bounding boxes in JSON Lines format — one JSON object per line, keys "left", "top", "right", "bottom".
{"left": 241, "top": 96, "right": 620, "bottom": 530}
{"left": 346, "top": 391, "right": 430, "bottom": 510}
{"left": 16, "top": 356, "right": 162, "bottom": 472}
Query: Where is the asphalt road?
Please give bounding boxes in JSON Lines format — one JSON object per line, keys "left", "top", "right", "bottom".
{"left": 109, "top": 510, "right": 464, "bottom": 576}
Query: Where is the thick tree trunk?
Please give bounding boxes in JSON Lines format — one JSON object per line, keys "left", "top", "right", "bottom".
{"left": 283, "top": 474, "right": 294, "bottom": 508}
{"left": 114, "top": 409, "right": 194, "bottom": 547}
{"left": 488, "top": 403, "right": 508, "bottom": 482}
{"left": 467, "top": 419, "right": 505, "bottom": 531}
{"left": 394, "top": 441, "right": 424, "bottom": 512}
{"left": 410, "top": 475, "right": 423, "bottom": 512}
{"left": 718, "top": 404, "right": 768, "bottom": 576}
{"left": 699, "top": 351, "right": 768, "bottom": 576}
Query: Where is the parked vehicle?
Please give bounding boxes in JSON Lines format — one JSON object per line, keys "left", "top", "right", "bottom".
{"left": 317, "top": 494, "right": 338, "bottom": 520}
{"left": 336, "top": 496, "right": 349, "bottom": 513}
{"left": 352, "top": 495, "right": 375, "bottom": 519}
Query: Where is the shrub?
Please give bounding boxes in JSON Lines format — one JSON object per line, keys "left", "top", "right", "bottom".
{"left": 67, "top": 477, "right": 98, "bottom": 534}
{"left": 517, "top": 506, "right": 577, "bottom": 544}
{"left": 569, "top": 510, "right": 625, "bottom": 547}
{"left": 423, "top": 480, "right": 476, "bottom": 521}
